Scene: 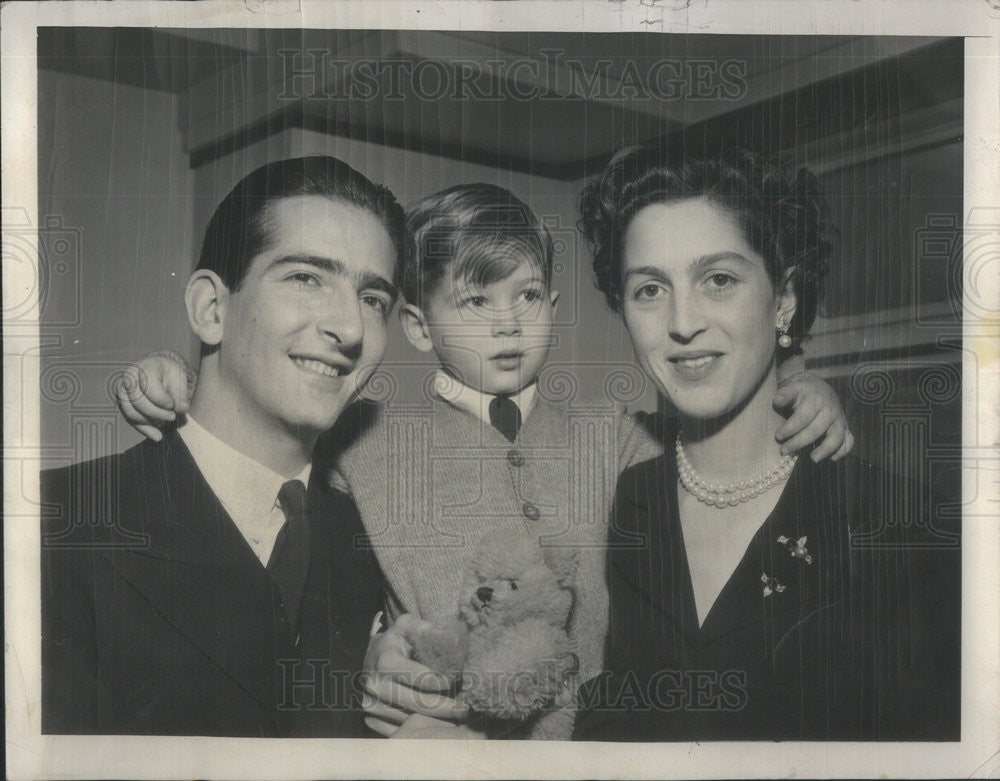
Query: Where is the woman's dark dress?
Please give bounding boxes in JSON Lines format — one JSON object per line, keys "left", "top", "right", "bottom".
{"left": 574, "top": 439, "right": 960, "bottom": 741}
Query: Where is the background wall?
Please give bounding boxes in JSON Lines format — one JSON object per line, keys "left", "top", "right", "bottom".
{"left": 38, "top": 68, "right": 194, "bottom": 464}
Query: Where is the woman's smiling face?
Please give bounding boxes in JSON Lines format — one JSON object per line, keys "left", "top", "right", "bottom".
{"left": 622, "top": 197, "right": 795, "bottom": 422}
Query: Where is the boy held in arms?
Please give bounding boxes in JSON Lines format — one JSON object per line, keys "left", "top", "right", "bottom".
{"left": 119, "top": 183, "right": 852, "bottom": 739}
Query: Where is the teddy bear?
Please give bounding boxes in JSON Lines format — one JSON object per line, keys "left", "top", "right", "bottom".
{"left": 408, "top": 528, "right": 581, "bottom": 739}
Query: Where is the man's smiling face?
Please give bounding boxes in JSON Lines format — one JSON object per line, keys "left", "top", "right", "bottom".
{"left": 217, "top": 195, "right": 398, "bottom": 438}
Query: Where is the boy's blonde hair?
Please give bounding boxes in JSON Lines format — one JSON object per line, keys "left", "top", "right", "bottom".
{"left": 403, "top": 183, "right": 553, "bottom": 307}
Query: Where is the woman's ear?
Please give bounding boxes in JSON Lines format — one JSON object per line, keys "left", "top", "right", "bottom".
{"left": 185, "top": 269, "right": 228, "bottom": 347}
{"left": 549, "top": 288, "right": 561, "bottom": 313}
{"left": 776, "top": 266, "right": 799, "bottom": 327}
{"left": 399, "top": 303, "right": 435, "bottom": 353}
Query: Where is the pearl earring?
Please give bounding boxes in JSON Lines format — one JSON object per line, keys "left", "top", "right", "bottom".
{"left": 776, "top": 315, "right": 792, "bottom": 348}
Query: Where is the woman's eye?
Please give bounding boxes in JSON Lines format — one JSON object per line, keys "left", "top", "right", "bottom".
{"left": 708, "top": 273, "right": 736, "bottom": 289}
{"left": 462, "top": 295, "right": 488, "bottom": 308}
{"left": 634, "top": 283, "right": 662, "bottom": 300}
{"left": 521, "top": 289, "right": 542, "bottom": 304}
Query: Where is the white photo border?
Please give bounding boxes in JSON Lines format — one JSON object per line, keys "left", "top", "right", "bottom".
{"left": 4, "top": 1, "right": 998, "bottom": 778}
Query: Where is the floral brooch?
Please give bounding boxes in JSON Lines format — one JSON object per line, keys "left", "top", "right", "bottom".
{"left": 777, "top": 534, "right": 813, "bottom": 564}
{"left": 760, "top": 573, "right": 786, "bottom": 597}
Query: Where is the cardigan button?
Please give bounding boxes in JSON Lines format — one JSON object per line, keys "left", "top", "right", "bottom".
{"left": 507, "top": 449, "right": 525, "bottom": 467}
{"left": 522, "top": 502, "right": 541, "bottom": 521}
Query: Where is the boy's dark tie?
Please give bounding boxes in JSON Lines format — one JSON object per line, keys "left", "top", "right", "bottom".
{"left": 267, "top": 479, "right": 311, "bottom": 636}
{"left": 489, "top": 394, "right": 522, "bottom": 442}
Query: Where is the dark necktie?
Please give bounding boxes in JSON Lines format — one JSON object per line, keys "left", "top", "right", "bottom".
{"left": 267, "top": 479, "right": 311, "bottom": 637}
{"left": 489, "top": 394, "right": 522, "bottom": 442}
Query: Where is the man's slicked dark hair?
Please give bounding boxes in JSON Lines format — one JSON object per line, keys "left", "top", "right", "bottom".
{"left": 197, "top": 155, "right": 409, "bottom": 291}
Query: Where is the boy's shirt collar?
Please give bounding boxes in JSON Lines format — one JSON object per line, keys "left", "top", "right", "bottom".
{"left": 432, "top": 369, "right": 537, "bottom": 426}
{"left": 178, "top": 414, "right": 311, "bottom": 565}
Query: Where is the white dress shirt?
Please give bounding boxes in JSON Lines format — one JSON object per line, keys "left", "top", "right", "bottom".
{"left": 431, "top": 369, "right": 537, "bottom": 426}
{"left": 178, "top": 415, "right": 311, "bottom": 566}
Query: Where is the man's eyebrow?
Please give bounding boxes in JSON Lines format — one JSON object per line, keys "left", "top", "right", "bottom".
{"left": 268, "top": 254, "right": 345, "bottom": 275}
{"left": 360, "top": 273, "right": 400, "bottom": 304}
{"left": 268, "top": 254, "right": 399, "bottom": 302}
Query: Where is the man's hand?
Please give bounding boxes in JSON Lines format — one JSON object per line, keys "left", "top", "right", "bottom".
{"left": 114, "top": 351, "right": 194, "bottom": 441}
{"left": 773, "top": 371, "right": 854, "bottom": 462}
{"left": 362, "top": 614, "right": 469, "bottom": 738}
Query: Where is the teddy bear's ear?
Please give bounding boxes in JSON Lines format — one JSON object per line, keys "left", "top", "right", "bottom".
{"left": 541, "top": 545, "right": 578, "bottom": 586}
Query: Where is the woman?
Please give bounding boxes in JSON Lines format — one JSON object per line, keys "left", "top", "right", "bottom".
{"left": 572, "top": 142, "right": 960, "bottom": 741}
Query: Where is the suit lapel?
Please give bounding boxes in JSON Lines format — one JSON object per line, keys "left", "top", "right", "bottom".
{"left": 103, "top": 432, "right": 296, "bottom": 728}
{"left": 292, "top": 471, "right": 379, "bottom": 735}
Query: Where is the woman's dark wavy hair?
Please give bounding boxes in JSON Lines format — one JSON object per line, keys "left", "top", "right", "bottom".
{"left": 579, "top": 141, "right": 834, "bottom": 351}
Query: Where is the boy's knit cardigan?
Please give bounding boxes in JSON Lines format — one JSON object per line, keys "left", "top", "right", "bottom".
{"left": 326, "top": 394, "right": 663, "bottom": 738}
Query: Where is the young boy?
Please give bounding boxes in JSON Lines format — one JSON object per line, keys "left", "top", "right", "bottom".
{"left": 119, "top": 183, "right": 852, "bottom": 739}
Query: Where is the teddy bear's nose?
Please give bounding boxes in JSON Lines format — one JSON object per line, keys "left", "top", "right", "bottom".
{"left": 476, "top": 586, "right": 494, "bottom": 604}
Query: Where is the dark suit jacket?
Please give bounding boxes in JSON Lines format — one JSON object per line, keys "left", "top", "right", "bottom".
{"left": 41, "top": 431, "right": 382, "bottom": 736}
{"left": 574, "top": 442, "right": 961, "bottom": 742}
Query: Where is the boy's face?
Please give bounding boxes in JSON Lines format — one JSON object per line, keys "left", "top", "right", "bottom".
{"left": 416, "top": 259, "right": 558, "bottom": 396}
{"left": 217, "top": 195, "right": 398, "bottom": 437}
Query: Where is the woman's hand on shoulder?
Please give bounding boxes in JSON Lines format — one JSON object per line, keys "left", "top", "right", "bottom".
{"left": 362, "top": 614, "right": 469, "bottom": 738}
{"left": 772, "top": 371, "right": 854, "bottom": 462}
{"left": 114, "top": 350, "right": 194, "bottom": 441}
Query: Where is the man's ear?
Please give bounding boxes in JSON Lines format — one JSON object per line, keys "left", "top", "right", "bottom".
{"left": 776, "top": 266, "right": 798, "bottom": 327}
{"left": 185, "top": 269, "right": 229, "bottom": 347}
{"left": 399, "top": 303, "right": 435, "bottom": 353}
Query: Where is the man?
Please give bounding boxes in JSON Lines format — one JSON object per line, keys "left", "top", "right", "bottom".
{"left": 41, "top": 156, "right": 407, "bottom": 736}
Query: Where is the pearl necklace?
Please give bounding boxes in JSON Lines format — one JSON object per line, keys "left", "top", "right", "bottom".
{"left": 675, "top": 435, "right": 797, "bottom": 508}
